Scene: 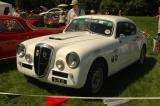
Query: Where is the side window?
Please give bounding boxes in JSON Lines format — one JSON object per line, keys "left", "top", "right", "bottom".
{"left": 0, "top": 19, "right": 25, "bottom": 33}
{"left": 116, "top": 22, "right": 128, "bottom": 38}
{"left": 129, "top": 23, "right": 137, "bottom": 35}
{"left": 90, "top": 22, "right": 112, "bottom": 35}
{"left": 116, "top": 22, "right": 137, "bottom": 38}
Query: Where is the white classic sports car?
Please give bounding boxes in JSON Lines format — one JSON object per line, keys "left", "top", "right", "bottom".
{"left": 17, "top": 15, "right": 147, "bottom": 94}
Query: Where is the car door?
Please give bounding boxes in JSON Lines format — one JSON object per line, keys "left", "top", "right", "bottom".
{"left": 126, "top": 22, "right": 141, "bottom": 60}
{"left": 0, "top": 18, "right": 26, "bottom": 61}
{"left": 114, "top": 22, "right": 137, "bottom": 70}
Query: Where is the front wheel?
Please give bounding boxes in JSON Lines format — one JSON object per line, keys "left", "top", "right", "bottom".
{"left": 84, "top": 61, "right": 106, "bottom": 94}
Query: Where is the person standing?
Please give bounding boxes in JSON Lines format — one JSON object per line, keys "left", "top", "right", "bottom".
{"left": 156, "top": 7, "right": 160, "bottom": 51}
{"left": 153, "top": 7, "right": 160, "bottom": 52}
{"left": 90, "top": 9, "right": 96, "bottom": 14}
{"left": 118, "top": 9, "right": 122, "bottom": 16}
{"left": 156, "top": 7, "right": 160, "bottom": 36}
{"left": 4, "top": 7, "right": 10, "bottom": 15}
{"left": 59, "top": 11, "right": 66, "bottom": 27}
{"left": 13, "top": 7, "right": 20, "bottom": 17}
{"left": 66, "top": 0, "right": 85, "bottom": 24}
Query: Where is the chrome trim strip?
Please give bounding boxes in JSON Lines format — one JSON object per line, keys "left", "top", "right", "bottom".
{"left": 0, "top": 56, "right": 16, "bottom": 61}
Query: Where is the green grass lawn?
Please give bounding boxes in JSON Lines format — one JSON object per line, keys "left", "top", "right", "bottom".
{"left": 120, "top": 100, "right": 160, "bottom": 106}
{"left": 0, "top": 16, "right": 160, "bottom": 105}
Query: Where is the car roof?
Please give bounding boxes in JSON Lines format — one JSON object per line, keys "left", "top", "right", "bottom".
{"left": 75, "top": 15, "right": 134, "bottom": 23}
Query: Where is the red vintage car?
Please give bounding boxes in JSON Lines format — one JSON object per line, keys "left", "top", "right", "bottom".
{"left": 0, "top": 15, "right": 65, "bottom": 62}
{"left": 27, "top": 15, "right": 44, "bottom": 27}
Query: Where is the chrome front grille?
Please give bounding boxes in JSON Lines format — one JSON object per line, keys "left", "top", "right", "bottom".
{"left": 34, "top": 44, "right": 53, "bottom": 77}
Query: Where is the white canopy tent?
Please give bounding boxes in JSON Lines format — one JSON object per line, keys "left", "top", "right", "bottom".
{"left": 0, "top": 1, "right": 13, "bottom": 15}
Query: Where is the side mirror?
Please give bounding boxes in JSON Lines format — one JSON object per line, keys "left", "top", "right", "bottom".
{"left": 119, "top": 33, "right": 125, "bottom": 43}
{"left": 119, "top": 33, "right": 125, "bottom": 39}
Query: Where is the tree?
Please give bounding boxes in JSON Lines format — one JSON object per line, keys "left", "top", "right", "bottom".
{"left": 80, "top": 0, "right": 101, "bottom": 13}
{"left": 100, "top": 0, "right": 120, "bottom": 14}
{"left": 0, "top": 0, "right": 158, "bottom": 16}
{"left": 125, "top": 0, "right": 147, "bottom": 15}
{"left": 99, "top": 0, "right": 154, "bottom": 16}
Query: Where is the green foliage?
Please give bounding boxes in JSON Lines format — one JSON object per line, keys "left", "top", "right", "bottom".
{"left": 125, "top": 0, "right": 147, "bottom": 15}
{"left": 14, "top": 0, "right": 58, "bottom": 9}
{"left": 100, "top": 0, "right": 113, "bottom": 10}
{"left": 99, "top": 0, "right": 158, "bottom": 15}
{"left": 15, "top": 0, "right": 21, "bottom": 7}
{"left": 0, "top": 0, "right": 158, "bottom": 15}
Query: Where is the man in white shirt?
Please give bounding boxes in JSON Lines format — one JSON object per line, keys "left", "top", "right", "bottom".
{"left": 66, "top": 0, "right": 85, "bottom": 24}
{"left": 12, "top": 7, "right": 20, "bottom": 17}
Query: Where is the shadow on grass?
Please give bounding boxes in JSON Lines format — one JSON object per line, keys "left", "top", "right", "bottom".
{"left": 27, "top": 56, "right": 157, "bottom": 97}
{"left": 99, "top": 56, "right": 157, "bottom": 97}
{"left": 0, "top": 61, "right": 16, "bottom": 73}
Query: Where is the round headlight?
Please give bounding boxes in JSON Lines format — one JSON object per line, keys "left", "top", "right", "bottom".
{"left": 25, "top": 54, "right": 32, "bottom": 63}
{"left": 17, "top": 44, "right": 26, "bottom": 58}
{"left": 66, "top": 52, "right": 80, "bottom": 69}
{"left": 56, "top": 60, "right": 65, "bottom": 70}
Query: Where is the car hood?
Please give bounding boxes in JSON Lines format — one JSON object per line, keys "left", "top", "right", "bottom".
{"left": 23, "top": 32, "right": 106, "bottom": 49}
{"left": 40, "top": 32, "right": 104, "bottom": 46}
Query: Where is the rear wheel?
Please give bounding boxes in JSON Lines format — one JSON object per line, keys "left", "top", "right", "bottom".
{"left": 84, "top": 61, "right": 106, "bottom": 94}
{"left": 139, "top": 46, "right": 146, "bottom": 64}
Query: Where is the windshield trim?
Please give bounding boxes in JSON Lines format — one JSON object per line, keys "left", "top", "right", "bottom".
{"left": 64, "top": 18, "right": 114, "bottom": 37}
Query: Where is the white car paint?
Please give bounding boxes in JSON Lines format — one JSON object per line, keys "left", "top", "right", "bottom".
{"left": 17, "top": 15, "right": 147, "bottom": 92}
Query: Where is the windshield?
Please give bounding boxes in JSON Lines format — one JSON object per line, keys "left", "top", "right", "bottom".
{"left": 65, "top": 18, "right": 113, "bottom": 36}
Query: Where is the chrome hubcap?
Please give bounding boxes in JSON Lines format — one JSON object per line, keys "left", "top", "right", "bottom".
{"left": 91, "top": 68, "right": 103, "bottom": 93}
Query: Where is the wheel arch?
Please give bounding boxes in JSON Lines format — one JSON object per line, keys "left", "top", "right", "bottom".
{"left": 89, "top": 57, "right": 108, "bottom": 77}
{"left": 82, "top": 56, "right": 109, "bottom": 94}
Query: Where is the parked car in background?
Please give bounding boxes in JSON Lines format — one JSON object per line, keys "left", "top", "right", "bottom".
{"left": 44, "top": 13, "right": 60, "bottom": 27}
{"left": 39, "top": 8, "right": 63, "bottom": 16}
{"left": 17, "top": 15, "right": 147, "bottom": 94}
{"left": 0, "top": 15, "right": 64, "bottom": 62}
{"left": 27, "top": 15, "right": 44, "bottom": 27}
{"left": 39, "top": 7, "right": 67, "bottom": 28}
